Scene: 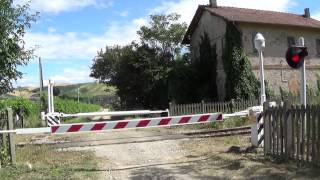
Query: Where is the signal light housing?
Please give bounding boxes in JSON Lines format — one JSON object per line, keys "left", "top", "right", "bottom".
{"left": 285, "top": 46, "right": 308, "bottom": 69}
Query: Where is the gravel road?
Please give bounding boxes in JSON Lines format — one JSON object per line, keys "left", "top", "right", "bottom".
{"left": 58, "top": 127, "right": 320, "bottom": 180}
{"left": 65, "top": 129, "right": 201, "bottom": 180}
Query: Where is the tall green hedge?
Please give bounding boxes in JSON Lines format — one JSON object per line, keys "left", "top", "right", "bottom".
{"left": 223, "top": 22, "right": 259, "bottom": 100}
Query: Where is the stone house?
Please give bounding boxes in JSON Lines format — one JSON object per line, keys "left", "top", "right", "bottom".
{"left": 182, "top": 0, "right": 320, "bottom": 100}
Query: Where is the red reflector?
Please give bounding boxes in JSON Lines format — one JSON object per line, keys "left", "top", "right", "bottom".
{"left": 292, "top": 55, "right": 300, "bottom": 63}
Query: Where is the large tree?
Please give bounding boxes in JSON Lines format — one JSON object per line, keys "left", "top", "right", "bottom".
{"left": 91, "top": 43, "right": 171, "bottom": 109}
{"left": 0, "top": 0, "right": 37, "bottom": 94}
{"left": 91, "top": 14, "right": 187, "bottom": 109}
{"left": 137, "top": 13, "right": 187, "bottom": 57}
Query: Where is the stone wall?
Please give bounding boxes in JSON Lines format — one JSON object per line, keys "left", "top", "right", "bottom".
{"left": 239, "top": 23, "right": 320, "bottom": 94}
{"left": 190, "top": 11, "right": 227, "bottom": 100}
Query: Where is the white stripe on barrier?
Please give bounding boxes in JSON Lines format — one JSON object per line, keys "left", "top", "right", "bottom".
{"left": 60, "top": 110, "right": 168, "bottom": 118}
{"left": 51, "top": 113, "right": 223, "bottom": 134}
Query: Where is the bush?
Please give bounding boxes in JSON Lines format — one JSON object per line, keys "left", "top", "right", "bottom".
{"left": 54, "top": 98, "right": 101, "bottom": 114}
{"left": 0, "top": 97, "right": 41, "bottom": 127}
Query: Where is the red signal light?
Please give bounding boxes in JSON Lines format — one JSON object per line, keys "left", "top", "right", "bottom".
{"left": 285, "top": 47, "right": 308, "bottom": 69}
{"left": 291, "top": 54, "right": 300, "bottom": 63}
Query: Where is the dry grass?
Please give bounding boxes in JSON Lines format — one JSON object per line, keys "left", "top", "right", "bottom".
{"left": 0, "top": 134, "right": 100, "bottom": 180}
{"left": 179, "top": 135, "right": 320, "bottom": 180}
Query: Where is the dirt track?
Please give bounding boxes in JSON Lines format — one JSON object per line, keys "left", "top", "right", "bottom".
{"left": 56, "top": 128, "right": 320, "bottom": 180}
{"left": 65, "top": 129, "right": 196, "bottom": 179}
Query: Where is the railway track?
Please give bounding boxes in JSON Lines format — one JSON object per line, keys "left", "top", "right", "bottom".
{"left": 17, "top": 126, "right": 251, "bottom": 147}
{"left": 183, "top": 126, "right": 251, "bottom": 138}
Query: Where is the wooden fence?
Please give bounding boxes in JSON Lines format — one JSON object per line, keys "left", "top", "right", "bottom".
{"left": 169, "top": 99, "right": 259, "bottom": 116}
{"left": 264, "top": 104, "right": 320, "bottom": 166}
{"left": 0, "top": 109, "right": 16, "bottom": 167}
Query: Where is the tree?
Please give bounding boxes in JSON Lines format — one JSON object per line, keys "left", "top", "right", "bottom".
{"left": 91, "top": 43, "right": 171, "bottom": 109}
{"left": 0, "top": 1, "right": 38, "bottom": 94}
{"left": 137, "top": 13, "right": 187, "bottom": 57}
{"left": 91, "top": 14, "right": 188, "bottom": 109}
{"left": 227, "top": 47, "right": 259, "bottom": 100}
{"left": 223, "top": 22, "right": 259, "bottom": 100}
{"left": 168, "top": 53, "right": 198, "bottom": 103}
{"left": 53, "top": 87, "right": 60, "bottom": 96}
{"left": 193, "top": 32, "right": 218, "bottom": 101}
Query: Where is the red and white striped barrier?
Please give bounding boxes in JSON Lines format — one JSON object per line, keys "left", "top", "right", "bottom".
{"left": 51, "top": 113, "right": 223, "bottom": 134}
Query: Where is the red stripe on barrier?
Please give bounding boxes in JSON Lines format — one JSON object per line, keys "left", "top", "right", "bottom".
{"left": 114, "top": 121, "right": 129, "bottom": 129}
{"left": 51, "top": 126, "right": 59, "bottom": 133}
{"left": 216, "top": 114, "right": 223, "bottom": 121}
{"left": 68, "top": 125, "right": 83, "bottom": 132}
{"left": 91, "top": 123, "right": 106, "bottom": 131}
{"left": 158, "top": 118, "right": 171, "bottom": 126}
{"left": 178, "top": 116, "right": 191, "bottom": 124}
{"left": 137, "top": 120, "right": 150, "bottom": 127}
{"left": 198, "top": 115, "right": 210, "bottom": 122}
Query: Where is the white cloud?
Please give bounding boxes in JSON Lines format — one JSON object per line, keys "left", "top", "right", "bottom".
{"left": 15, "top": 0, "right": 113, "bottom": 14}
{"left": 152, "top": 0, "right": 294, "bottom": 24}
{"left": 48, "top": 27, "right": 57, "bottom": 33}
{"left": 118, "top": 10, "right": 129, "bottom": 17}
{"left": 49, "top": 67, "right": 94, "bottom": 84}
{"left": 25, "top": 0, "right": 296, "bottom": 61}
{"left": 25, "top": 20, "right": 141, "bottom": 60}
{"left": 16, "top": 66, "right": 95, "bottom": 87}
{"left": 15, "top": 76, "right": 40, "bottom": 87}
{"left": 313, "top": 12, "right": 320, "bottom": 21}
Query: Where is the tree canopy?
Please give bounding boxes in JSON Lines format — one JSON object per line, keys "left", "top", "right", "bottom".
{"left": 137, "top": 13, "right": 187, "bottom": 57}
{"left": 91, "top": 14, "right": 187, "bottom": 109}
{"left": 0, "top": 0, "right": 38, "bottom": 94}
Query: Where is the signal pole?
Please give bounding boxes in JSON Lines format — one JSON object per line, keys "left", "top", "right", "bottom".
{"left": 254, "top": 33, "right": 266, "bottom": 105}
{"left": 299, "top": 37, "right": 306, "bottom": 106}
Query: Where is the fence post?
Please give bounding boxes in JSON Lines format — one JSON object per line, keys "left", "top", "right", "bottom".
{"left": 201, "top": 100, "right": 205, "bottom": 114}
{"left": 7, "top": 108, "right": 15, "bottom": 165}
{"left": 264, "top": 102, "right": 271, "bottom": 155}
{"left": 230, "top": 99, "right": 235, "bottom": 113}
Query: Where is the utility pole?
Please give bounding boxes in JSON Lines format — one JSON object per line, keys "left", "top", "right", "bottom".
{"left": 39, "top": 57, "right": 44, "bottom": 96}
{"left": 77, "top": 88, "right": 80, "bottom": 103}
{"left": 39, "top": 57, "right": 45, "bottom": 110}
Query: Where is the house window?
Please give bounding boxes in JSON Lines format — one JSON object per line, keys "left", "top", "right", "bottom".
{"left": 316, "top": 39, "right": 320, "bottom": 55}
{"left": 287, "top": 36, "right": 295, "bottom": 47}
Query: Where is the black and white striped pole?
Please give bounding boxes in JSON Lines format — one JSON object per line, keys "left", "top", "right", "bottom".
{"left": 251, "top": 33, "right": 266, "bottom": 147}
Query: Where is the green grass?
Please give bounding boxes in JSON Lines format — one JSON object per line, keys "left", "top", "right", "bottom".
{"left": 165, "top": 116, "right": 251, "bottom": 132}
{"left": 0, "top": 145, "right": 100, "bottom": 180}
{"left": 56, "top": 83, "right": 116, "bottom": 98}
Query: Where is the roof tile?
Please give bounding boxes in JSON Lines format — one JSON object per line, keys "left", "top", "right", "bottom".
{"left": 183, "top": 6, "right": 320, "bottom": 44}
{"left": 206, "top": 6, "right": 320, "bottom": 29}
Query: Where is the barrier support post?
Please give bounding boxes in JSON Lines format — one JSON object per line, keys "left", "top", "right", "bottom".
{"left": 7, "top": 108, "right": 16, "bottom": 165}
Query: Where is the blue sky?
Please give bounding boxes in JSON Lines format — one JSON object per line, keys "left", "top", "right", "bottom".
{"left": 14, "top": 0, "right": 320, "bottom": 87}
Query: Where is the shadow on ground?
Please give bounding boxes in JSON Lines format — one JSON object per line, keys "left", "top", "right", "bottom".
{"left": 127, "top": 148, "right": 320, "bottom": 180}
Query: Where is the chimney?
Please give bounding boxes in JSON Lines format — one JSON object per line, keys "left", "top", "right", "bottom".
{"left": 209, "top": 0, "right": 217, "bottom": 8}
{"left": 304, "top": 8, "right": 310, "bottom": 18}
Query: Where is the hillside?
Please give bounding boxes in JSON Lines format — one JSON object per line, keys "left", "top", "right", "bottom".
{"left": 53, "top": 83, "right": 117, "bottom": 98}
{"left": 5, "top": 83, "right": 117, "bottom": 103}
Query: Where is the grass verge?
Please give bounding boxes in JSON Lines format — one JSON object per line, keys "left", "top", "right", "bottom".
{"left": 0, "top": 145, "right": 99, "bottom": 180}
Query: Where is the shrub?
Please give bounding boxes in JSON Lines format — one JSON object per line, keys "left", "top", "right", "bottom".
{"left": 0, "top": 97, "right": 41, "bottom": 128}
{"left": 54, "top": 98, "right": 101, "bottom": 114}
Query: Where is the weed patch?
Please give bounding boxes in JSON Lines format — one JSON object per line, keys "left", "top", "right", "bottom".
{"left": 0, "top": 145, "right": 99, "bottom": 180}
